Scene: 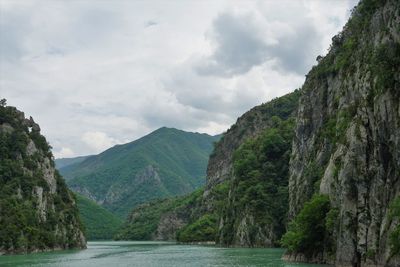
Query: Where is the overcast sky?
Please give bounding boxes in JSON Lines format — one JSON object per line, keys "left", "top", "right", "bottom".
{"left": 0, "top": 0, "right": 358, "bottom": 158}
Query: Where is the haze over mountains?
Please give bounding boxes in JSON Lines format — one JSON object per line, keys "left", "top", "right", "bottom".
{"left": 56, "top": 127, "right": 220, "bottom": 217}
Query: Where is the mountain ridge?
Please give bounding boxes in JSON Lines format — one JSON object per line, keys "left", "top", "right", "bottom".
{"left": 61, "top": 126, "right": 220, "bottom": 217}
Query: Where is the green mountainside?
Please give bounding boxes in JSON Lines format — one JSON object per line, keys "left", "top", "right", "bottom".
{"left": 0, "top": 101, "right": 86, "bottom": 254}
{"left": 56, "top": 156, "right": 92, "bottom": 182}
{"left": 75, "top": 194, "right": 122, "bottom": 240}
{"left": 62, "top": 127, "right": 220, "bottom": 217}
{"left": 55, "top": 156, "right": 91, "bottom": 174}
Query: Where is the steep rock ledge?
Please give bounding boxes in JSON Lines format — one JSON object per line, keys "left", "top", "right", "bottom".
{"left": 287, "top": 0, "right": 400, "bottom": 266}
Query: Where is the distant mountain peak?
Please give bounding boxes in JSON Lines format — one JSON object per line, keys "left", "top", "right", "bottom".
{"left": 57, "top": 127, "right": 221, "bottom": 217}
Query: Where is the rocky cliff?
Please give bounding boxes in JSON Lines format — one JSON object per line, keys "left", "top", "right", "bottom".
{"left": 214, "top": 91, "right": 300, "bottom": 247}
{"left": 287, "top": 0, "right": 400, "bottom": 266}
{"left": 0, "top": 102, "right": 86, "bottom": 254}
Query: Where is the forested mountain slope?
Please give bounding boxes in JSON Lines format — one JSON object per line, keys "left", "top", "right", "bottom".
{"left": 75, "top": 194, "right": 122, "bottom": 240}
{"left": 62, "top": 127, "right": 219, "bottom": 217}
{"left": 55, "top": 156, "right": 90, "bottom": 170}
{"left": 0, "top": 101, "right": 86, "bottom": 254}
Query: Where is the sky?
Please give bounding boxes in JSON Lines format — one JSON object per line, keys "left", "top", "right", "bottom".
{"left": 0, "top": 0, "right": 359, "bottom": 158}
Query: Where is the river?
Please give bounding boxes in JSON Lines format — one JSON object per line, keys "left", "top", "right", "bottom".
{"left": 0, "top": 241, "right": 329, "bottom": 267}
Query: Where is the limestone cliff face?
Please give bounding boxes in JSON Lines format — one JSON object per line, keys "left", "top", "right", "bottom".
{"left": 0, "top": 104, "right": 86, "bottom": 254}
{"left": 288, "top": 0, "right": 400, "bottom": 266}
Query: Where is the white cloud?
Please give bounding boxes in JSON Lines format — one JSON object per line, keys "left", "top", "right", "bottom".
{"left": 54, "top": 147, "right": 75, "bottom": 158}
{"left": 81, "top": 131, "right": 121, "bottom": 154}
{"left": 0, "top": 0, "right": 359, "bottom": 157}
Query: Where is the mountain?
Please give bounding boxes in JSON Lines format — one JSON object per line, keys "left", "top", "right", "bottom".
{"left": 117, "top": 0, "right": 400, "bottom": 266}
{"left": 75, "top": 194, "right": 122, "bottom": 240}
{"left": 62, "top": 127, "right": 220, "bottom": 217}
{"left": 116, "top": 90, "right": 300, "bottom": 243}
{"left": 0, "top": 102, "right": 86, "bottom": 254}
{"left": 55, "top": 155, "right": 91, "bottom": 171}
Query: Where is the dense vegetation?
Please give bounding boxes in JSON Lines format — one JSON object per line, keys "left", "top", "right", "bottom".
{"left": 62, "top": 127, "right": 220, "bottom": 217}
{"left": 0, "top": 101, "right": 85, "bottom": 253}
{"left": 281, "top": 195, "right": 335, "bottom": 256}
{"left": 176, "top": 182, "right": 229, "bottom": 242}
{"left": 176, "top": 214, "right": 217, "bottom": 242}
{"left": 115, "top": 189, "right": 204, "bottom": 240}
{"left": 75, "top": 194, "right": 122, "bottom": 240}
{"left": 116, "top": 180, "right": 230, "bottom": 242}
{"left": 218, "top": 116, "right": 295, "bottom": 246}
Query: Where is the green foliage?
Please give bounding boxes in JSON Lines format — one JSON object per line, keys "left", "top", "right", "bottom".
{"left": 389, "top": 197, "right": 400, "bottom": 256}
{"left": 177, "top": 214, "right": 217, "bottom": 242}
{"left": 326, "top": 208, "right": 339, "bottom": 233}
{"left": 61, "top": 127, "right": 220, "bottom": 217}
{"left": 75, "top": 194, "right": 122, "bottom": 240}
{"left": 258, "top": 90, "right": 301, "bottom": 120}
{"left": 319, "top": 107, "right": 355, "bottom": 147}
{"left": 281, "top": 195, "right": 331, "bottom": 255}
{"left": 308, "top": 0, "right": 387, "bottom": 80}
{"left": 176, "top": 181, "right": 230, "bottom": 243}
{"left": 115, "top": 189, "right": 204, "bottom": 240}
{"left": 0, "top": 104, "right": 84, "bottom": 252}
{"left": 215, "top": 90, "right": 300, "bottom": 160}
{"left": 218, "top": 117, "right": 295, "bottom": 246}
{"left": 371, "top": 42, "right": 400, "bottom": 96}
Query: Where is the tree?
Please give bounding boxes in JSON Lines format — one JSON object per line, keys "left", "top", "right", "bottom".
{"left": 0, "top": 99, "right": 6, "bottom": 107}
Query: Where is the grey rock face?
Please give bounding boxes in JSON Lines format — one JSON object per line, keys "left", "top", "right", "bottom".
{"left": 154, "top": 212, "right": 187, "bottom": 241}
{"left": 288, "top": 1, "right": 400, "bottom": 266}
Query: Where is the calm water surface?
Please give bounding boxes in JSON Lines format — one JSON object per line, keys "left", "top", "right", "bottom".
{"left": 0, "top": 241, "right": 329, "bottom": 267}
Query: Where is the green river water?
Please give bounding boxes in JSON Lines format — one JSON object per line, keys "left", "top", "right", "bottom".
{"left": 0, "top": 241, "right": 329, "bottom": 267}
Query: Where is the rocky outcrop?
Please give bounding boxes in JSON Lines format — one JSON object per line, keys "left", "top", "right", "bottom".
{"left": 288, "top": 0, "right": 400, "bottom": 266}
{"left": 154, "top": 212, "right": 187, "bottom": 241}
{"left": 0, "top": 103, "right": 86, "bottom": 254}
